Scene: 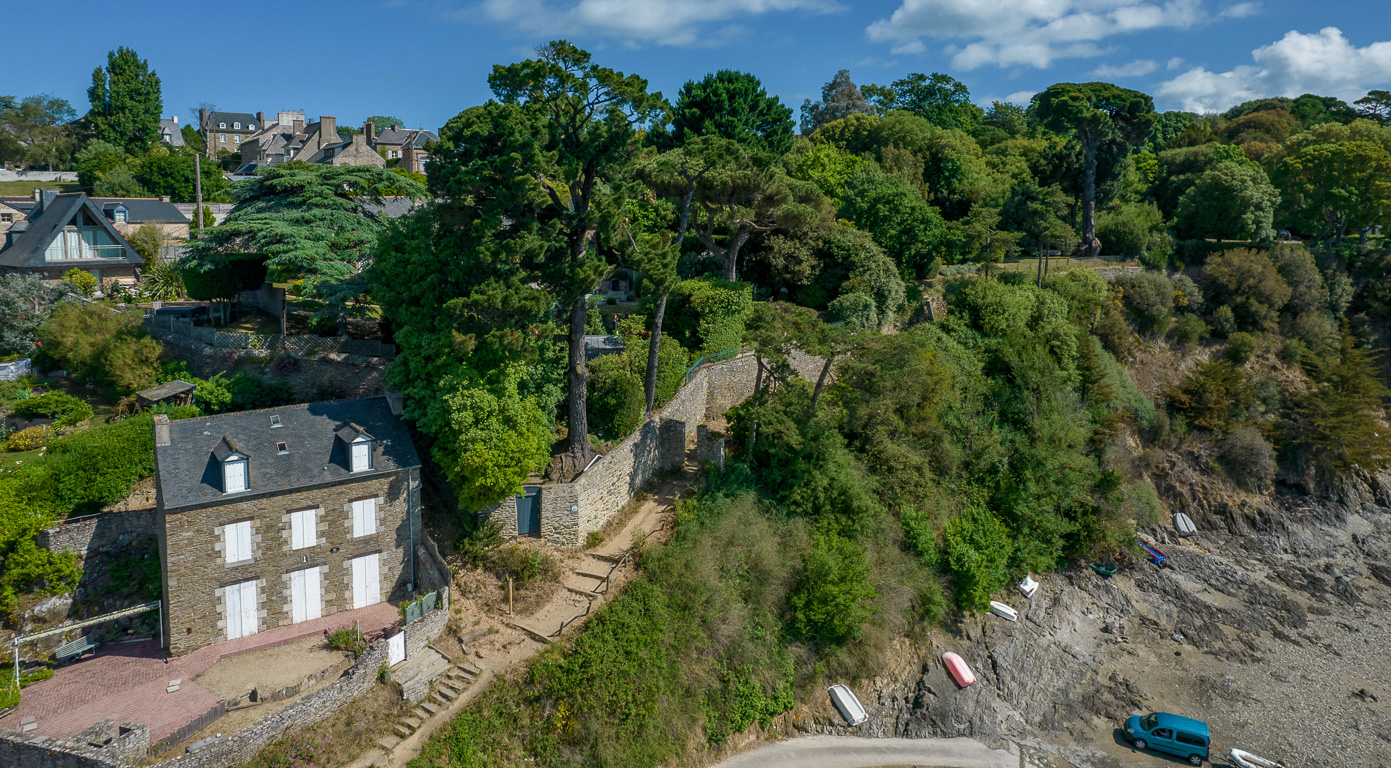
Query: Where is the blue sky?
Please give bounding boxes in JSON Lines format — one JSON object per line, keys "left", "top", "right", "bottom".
{"left": 5, "top": 0, "right": 1389, "bottom": 133}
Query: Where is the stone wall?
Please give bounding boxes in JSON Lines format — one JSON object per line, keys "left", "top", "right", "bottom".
{"left": 37, "top": 508, "right": 158, "bottom": 559}
{"left": 0, "top": 171, "right": 77, "bottom": 182}
{"left": 481, "top": 353, "right": 762, "bottom": 547}
{"left": 0, "top": 719, "right": 147, "bottom": 768}
{"left": 161, "top": 472, "right": 414, "bottom": 656}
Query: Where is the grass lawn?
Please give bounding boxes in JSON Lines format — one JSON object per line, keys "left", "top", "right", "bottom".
{"left": 0, "top": 180, "right": 81, "bottom": 196}
{"left": 0, "top": 449, "right": 44, "bottom": 476}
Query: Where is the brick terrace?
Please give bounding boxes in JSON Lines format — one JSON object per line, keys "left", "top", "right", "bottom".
{"left": 0, "top": 602, "right": 398, "bottom": 744}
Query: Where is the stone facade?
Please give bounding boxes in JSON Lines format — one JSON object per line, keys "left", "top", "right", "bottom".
{"left": 160, "top": 472, "right": 415, "bottom": 656}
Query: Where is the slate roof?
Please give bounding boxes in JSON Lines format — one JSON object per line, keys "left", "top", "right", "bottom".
{"left": 155, "top": 396, "right": 421, "bottom": 511}
{"left": 357, "top": 197, "right": 420, "bottom": 219}
{"left": 0, "top": 193, "right": 142, "bottom": 269}
{"left": 583, "top": 334, "right": 626, "bottom": 360}
{"left": 207, "top": 111, "right": 260, "bottom": 131}
{"left": 374, "top": 128, "right": 437, "bottom": 148}
{"left": 90, "top": 198, "right": 190, "bottom": 224}
{"left": 159, "top": 119, "right": 185, "bottom": 147}
{"left": 136, "top": 379, "right": 195, "bottom": 403}
{"left": 0, "top": 197, "right": 36, "bottom": 215}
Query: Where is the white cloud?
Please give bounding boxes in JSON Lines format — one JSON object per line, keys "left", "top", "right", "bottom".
{"left": 1167, "top": 56, "right": 1185, "bottom": 70}
{"left": 1092, "top": 58, "right": 1158, "bottom": 77}
{"left": 1005, "top": 90, "right": 1038, "bottom": 105}
{"left": 476, "top": 0, "right": 839, "bottom": 46}
{"left": 892, "top": 40, "right": 928, "bottom": 54}
{"left": 1219, "top": 1, "right": 1260, "bottom": 18}
{"left": 1156, "top": 27, "right": 1391, "bottom": 112}
{"left": 866, "top": 0, "right": 1206, "bottom": 69}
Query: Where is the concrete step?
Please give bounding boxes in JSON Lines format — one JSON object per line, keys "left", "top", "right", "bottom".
{"left": 574, "top": 569, "right": 612, "bottom": 581}
{"left": 436, "top": 685, "right": 458, "bottom": 701}
{"left": 588, "top": 552, "right": 625, "bottom": 564}
{"left": 419, "top": 701, "right": 439, "bottom": 716}
{"left": 403, "top": 715, "right": 423, "bottom": 729}
{"left": 393, "top": 724, "right": 412, "bottom": 739}
{"left": 377, "top": 735, "right": 402, "bottom": 751}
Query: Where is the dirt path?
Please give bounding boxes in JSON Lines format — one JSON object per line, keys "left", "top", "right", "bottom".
{"left": 368, "top": 473, "right": 689, "bottom": 768}
{"left": 711, "top": 735, "right": 1018, "bottom": 768}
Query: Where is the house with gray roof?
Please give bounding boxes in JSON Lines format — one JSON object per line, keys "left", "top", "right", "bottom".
{"left": 366, "top": 122, "right": 438, "bottom": 175}
{"left": 159, "top": 116, "right": 185, "bottom": 148}
{"left": 237, "top": 113, "right": 385, "bottom": 174}
{"left": 153, "top": 395, "right": 423, "bottom": 655}
{"left": 200, "top": 108, "right": 264, "bottom": 160}
{"left": 0, "top": 190, "right": 144, "bottom": 283}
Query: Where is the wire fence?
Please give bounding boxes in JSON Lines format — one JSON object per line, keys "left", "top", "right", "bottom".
{"left": 682, "top": 345, "right": 753, "bottom": 386}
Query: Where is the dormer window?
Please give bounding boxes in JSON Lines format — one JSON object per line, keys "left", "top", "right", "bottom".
{"left": 113, "top": 208, "right": 127, "bottom": 223}
{"left": 233, "top": 122, "right": 241, "bottom": 129}
{"left": 214, "top": 436, "right": 248, "bottom": 493}
{"left": 336, "top": 423, "right": 373, "bottom": 472}
{"left": 219, "top": 122, "right": 226, "bottom": 129}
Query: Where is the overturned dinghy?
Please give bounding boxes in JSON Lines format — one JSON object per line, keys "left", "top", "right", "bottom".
{"left": 828, "top": 684, "right": 868, "bottom": 726}
{"left": 1173, "top": 511, "right": 1197, "bottom": 538}
{"left": 1017, "top": 575, "right": 1039, "bottom": 598}
{"left": 1231, "top": 748, "right": 1288, "bottom": 768}
{"left": 989, "top": 600, "right": 1018, "bottom": 621}
{"left": 942, "top": 652, "right": 976, "bottom": 688}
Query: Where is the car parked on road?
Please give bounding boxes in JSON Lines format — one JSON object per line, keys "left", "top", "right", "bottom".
{"left": 1124, "top": 711, "right": 1211, "bottom": 765}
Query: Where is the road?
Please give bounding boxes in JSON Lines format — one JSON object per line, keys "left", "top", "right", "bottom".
{"left": 711, "top": 735, "right": 1018, "bottom": 768}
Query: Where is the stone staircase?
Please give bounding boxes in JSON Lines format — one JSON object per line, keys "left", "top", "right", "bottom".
{"left": 382, "top": 660, "right": 483, "bottom": 745}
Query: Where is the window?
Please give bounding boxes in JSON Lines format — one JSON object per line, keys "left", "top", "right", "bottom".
{"left": 350, "top": 437, "right": 372, "bottom": 472}
{"left": 224, "top": 520, "right": 252, "bottom": 564}
{"left": 223, "top": 455, "right": 247, "bottom": 493}
{"left": 113, "top": 209, "right": 127, "bottom": 223}
{"left": 351, "top": 498, "right": 377, "bottom": 538}
{"left": 1175, "top": 732, "right": 1206, "bottom": 747}
{"left": 1152, "top": 728, "right": 1173, "bottom": 740}
{"left": 233, "top": 122, "right": 240, "bottom": 129}
{"left": 289, "top": 508, "right": 316, "bottom": 550}
{"left": 1, "top": 213, "right": 12, "bottom": 223}
{"left": 270, "top": 415, "right": 282, "bottom": 428}
{"left": 219, "top": 133, "right": 227, "bottom": 142}
{"left": 219, "top": 122, "right": 226, "bottom": 129}
{"left": 234, "top": 135, "right": 241, "bottom": 144}
{"left": 277, "top": 442, "right": 288, "bottom": 455}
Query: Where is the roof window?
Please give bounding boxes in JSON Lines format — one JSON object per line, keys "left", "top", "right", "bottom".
{"left": 270, "top": 415, "right": 282, "bottom": 428}
{"left": 277, "top": 442, "right": 289, "bottom": 455}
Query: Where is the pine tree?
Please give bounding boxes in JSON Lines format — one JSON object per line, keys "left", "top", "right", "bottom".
{"left": 87, "top": 47, "right": 163, "bottom": 156}
{"left": 1295, "top": 332, "right": 1391, "bottom": 477}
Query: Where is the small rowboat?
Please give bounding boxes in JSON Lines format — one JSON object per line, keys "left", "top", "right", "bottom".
{"left": 989, "top": 601, "right": 1018, "bottom": 621}
{"left": 1091, "top": 563, "right": 1117, "bottom": 577}
{"left": 1231, "top": 748, "right": 1288, "bottom": 768}
{"left": 1173, "top": 512, "right": 1197, "bottom": 538}
{"left": 1138, "top": 540, "right": 1169, "bottom": 566}
{"left": 942, "top": 651, "right": 975, "bottom": 688}
{"left": 1017, "top": 575, "right": 1039, "bottom": 598}
{"left": 828, "top": 683, "right": 867, "bottom": 726}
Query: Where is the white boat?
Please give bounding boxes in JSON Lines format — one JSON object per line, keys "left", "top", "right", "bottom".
{"left": 1017, "top": 575, "right": 1039, "bottom": 598}
{"left": 1231, "top": 748, "right": 1287, "bottom": 768}
{"left": 1173, "top": 511, "right": 1197, "bottom": 538}
{"left": 828, "top": 684, "right": 867, "bottom": 726}
{"left": 989, "top": 600, "right": 1018, "bottom": 621}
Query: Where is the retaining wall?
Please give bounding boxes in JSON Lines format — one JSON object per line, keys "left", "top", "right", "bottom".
{"left": 36, "top": 508, "right": 158, "bottom": 559}
{"left": 0, "top": 719, "right": 147, "bottom": 768}
{"left": 0, "top": 171, "right": 77, "bottom": 182}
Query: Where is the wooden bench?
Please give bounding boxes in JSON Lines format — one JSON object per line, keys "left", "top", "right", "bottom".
{"left": 54, "top": 634, "right": 99, "bottom": 664}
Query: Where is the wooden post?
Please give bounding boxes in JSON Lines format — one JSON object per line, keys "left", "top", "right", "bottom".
{"left": 193, "top": 154, "right": 203, "bottom": 230}
{"left": 508, "top": 577, "right": 513, "bottom": 615}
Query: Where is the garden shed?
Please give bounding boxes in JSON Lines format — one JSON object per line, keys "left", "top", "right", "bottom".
{"left": 135, "top": 379, "right": 194, "bottom": 409}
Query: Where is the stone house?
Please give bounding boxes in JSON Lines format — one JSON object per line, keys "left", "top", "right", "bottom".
{"left": 366, "top": 123, "right": 438, "bottom": 175}
{"left": 238, "top": 113, "right": 386, "bottom": 174}
{"left": 200, "top": 109, "right": 264, "bottom": 160}
{"left": 159, "top": 116, "right": 185, "bottom": 148}
{"left": 0, "top": 190, "right": 144, "bottom": 283}
{"left": 90, "top": 196, "right": 191, "bottom": 241}
{"left": 153, "top": 396, "right": 422, "bottom": 656}
{"left": 0, "top": 197, "right": 30, "bottom": 236}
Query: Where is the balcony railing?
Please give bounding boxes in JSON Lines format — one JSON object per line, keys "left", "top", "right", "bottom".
{"left": 47, "top": 245, "right": 129, "bottom": 261}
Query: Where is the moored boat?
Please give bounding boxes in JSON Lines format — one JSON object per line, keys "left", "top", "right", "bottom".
{"left": 942, "top": 651, "right": 975, "bottom": 688}
{"left": 989, "top": 600, "right": 1018, "bottom": 621}
{"left": 828, "top": 683, "right": 868, "bottom": 726}
{"left": 1173, "top": 511, "right": 1197, "bottom": 537}
{"left": 1231, "top": 748, "right": 1287, "bottom": 768}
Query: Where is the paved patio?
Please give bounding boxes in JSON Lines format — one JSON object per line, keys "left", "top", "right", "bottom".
{"left": 0, "top": 602, "right": 398, "bottom": 744}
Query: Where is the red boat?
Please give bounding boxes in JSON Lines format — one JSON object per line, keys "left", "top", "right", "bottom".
{"left": 943, "top": 652, "right": 975, "bottom": 688}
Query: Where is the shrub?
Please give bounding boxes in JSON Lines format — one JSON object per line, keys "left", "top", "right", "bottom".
{"left": 10, "top": 415, "right": 157, "bottom": 517}
{"left": 826, "top": 292, "right": 878, "bottom": 329}
{"left": 1171, "top": 274, "right": 1203, "bottom": 310}
{"left": 140, "top": 257, "right": 185, "bottom": 301}
{"left": 1097, "top": 201, "right": 1163, "bottom": 258}
{"left": 588, "top": 355, "right": 644, "bottom": 439}
{"left": 1166, "top": 360, "right": 1253, "bottom": 432}
{"left": 36, "top": 303, "right": 162, "bottom": 393}
{"left": 1202, "top": 248, "right": 1290, "bottom": 333}
{"left": 0, "top": 679, "right": 17, "bottom": 710}
{"left": 897, "top": 506, "right": 938, "bottom": 566}
{"left": 584, "top": 530, "right": 604, "bottom": 549}
{"left": 1218, "top": 425, "right": 1276, "bottom": 491}
{"left": 60, "top": 268, "right": 97, "bottom": 298}
{"left": 490, "top": 544, "right": 559, "bottom": 590}
{"left": 1095, "top": 296, "right": 1138, "bottom": 360}
{"left": 455, "top": 517, "right": 503, "bottom": 569}
{"left": 787, "top": 533, "right": 877, "bottom": 645}
{"left": 7, "top": 425, "right": 51, "bottom": 451}
{"left": 12, "top": 392, "right": 93, "bottom": 428}
{"left": 1225, "top": 331, "right": 1257, "bottom": 364}
{"left": 1172, "top": 313, "right": 1208, "bottom": 347}
{"left": 944, "top": 506, "right": 1013, "bottom": 612}
{"left": 1279, "top": 337, "right": 1309, "bottom": 365}
{"left": 326, "top": 628, "right": 367, "bottom": 654}
{"left": 1210, "top": 305, "right": 1236, "bottom": 337}
{"left": 1114, "top": 271, "right": 1174, "bottom": 336}
{"left": 675, "top": 278, "right": 753, "bottom": 353}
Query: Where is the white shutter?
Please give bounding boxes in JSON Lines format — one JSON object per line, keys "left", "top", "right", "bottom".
{"left": 290, "top": 509, "right": 315, "bottom": 550}
{"left": 238, "top": 521, "right": 252, "bottom": 563}
{"left": 290, "top": 569, "right": 306, "bottom": 623}
{"left": 352, "top": 499, "right": 377, "bottom": 538}
{"left": 351, "top": 441, "right": 370, "bottom": 472}
{"left": 352, "top": 554, "right": 380, "bottom": 609}
{"left": 351, "top": 557, "right": 366, "bottom": 608}
{"left": 225, "top": 583, "right": 242, "bottom": 639}
{"left": 240, "top": 580, "right": 258, "bottom": 637}
{"left": 225, "top": 459, "right": 247, "bottom": 493}
{"left": 304, "top": 567, "right": 321, "bottom": 621}
{"left": 365, "top": 554, "right": 380, "bottom": 607}
{"left": 225, "top": 521, "right": 251, "bottom": 564}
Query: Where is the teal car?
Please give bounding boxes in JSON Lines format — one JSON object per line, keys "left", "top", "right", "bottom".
{"left": 1124, "top": 712, "right": 1211, "bottom": 765}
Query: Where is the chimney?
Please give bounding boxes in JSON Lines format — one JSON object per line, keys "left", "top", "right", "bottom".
{"left": 384, "top": 390, "right": 405, "bottom": 417}
{"left": 172, "top": 115, "right": 178, "bottom": 125}
{"left": 364, "top": 120, "right": 375, "bottom": 147}
{"left": 160, "top": 195, "right": 171, "bottom": 203}
{"left": 256, "top": 110, "right": 264, "bottom": 128}
{"left": 38, "top": 188, "right": 58, "bottom": 213}
{"left": 154, "top": 414, "right": 171, "bottom": 446}
{"left": 319, "top": 116, "right": 336, "bottom": 149}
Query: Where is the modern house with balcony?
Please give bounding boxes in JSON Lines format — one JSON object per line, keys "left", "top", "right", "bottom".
{"left": 0, "top": 190, "right": 145, "bottom": 283}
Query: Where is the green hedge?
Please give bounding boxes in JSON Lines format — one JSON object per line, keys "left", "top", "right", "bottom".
{"left": 11, "top": 392, "right": 93, "bottom": 428}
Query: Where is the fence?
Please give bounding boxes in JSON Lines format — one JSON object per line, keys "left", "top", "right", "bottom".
{"left": 682, "top": 345, "right": 753, "bottom": 386}
{"left": 0, "top": 358, "right": 32, "bottom": 381}
{"left": 402, "top": 590, "right": 439, "bottom": 624}
{"left": 144, "top": 316, "right": 396, "bottom": 360}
